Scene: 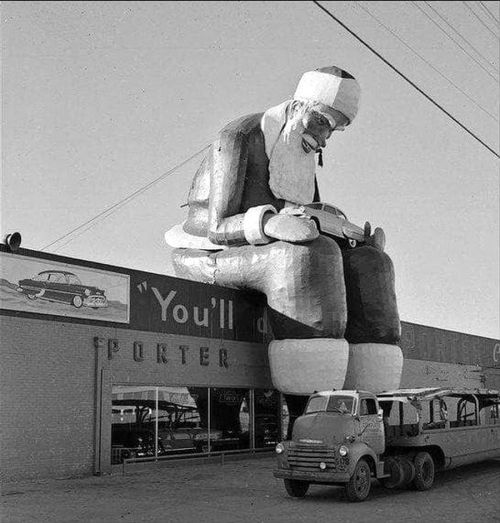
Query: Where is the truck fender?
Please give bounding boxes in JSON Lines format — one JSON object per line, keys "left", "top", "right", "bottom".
{"left": 347, "top": 442, "right": 378, "bottom": 476}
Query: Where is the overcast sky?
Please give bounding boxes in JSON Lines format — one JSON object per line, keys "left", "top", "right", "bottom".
{"left": 1, "top": 1, "right": 499, "bottom": 338}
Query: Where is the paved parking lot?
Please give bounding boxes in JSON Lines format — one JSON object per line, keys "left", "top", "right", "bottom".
{"left": 2, "top": 455, "right": 499, "bottom": 523}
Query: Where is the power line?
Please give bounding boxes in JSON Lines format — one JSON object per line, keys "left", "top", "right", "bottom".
{"left": 462, "top": 1, "right": 499, "bottom": 39}
{"left": 41, "top": 145, "right": 210, "bottom": 252}
{"left": 418, "top": 1, "right": 499, "bottom": 80}
{"left": 355, "top": 1, "right": 498, "bottom": 122}
{"left": 479, "top": 1, "right": 500, "bottom": 24}
{"left": 312, "top": 1, "right": 500, "bottom": 159}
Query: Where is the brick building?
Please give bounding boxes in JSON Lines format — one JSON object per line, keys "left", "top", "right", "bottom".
{"left": 1, "top": 244, "right": 499, "bottom": 481}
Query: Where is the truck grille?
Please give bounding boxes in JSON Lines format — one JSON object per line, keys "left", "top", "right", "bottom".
{"left": 288, "top": 445, "right": 349, "bottom": 472}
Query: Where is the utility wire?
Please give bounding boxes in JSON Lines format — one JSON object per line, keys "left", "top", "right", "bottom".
{"left": 462, "top": 1, "right": 499, "bottom": 39}
{"left": 312, "top": 1, "right": 500, "bottom": 159}
{"left": 479, "top": 1, "right": 500, "bottom": 24}
{"left": 418, "top": 1, "right": 499, "bottom": 80}
{"left": 355, "top": 1, "right": 498, "bottom": 122}
{"left": 41, "top": 145, "right": 210, "bottom": 252}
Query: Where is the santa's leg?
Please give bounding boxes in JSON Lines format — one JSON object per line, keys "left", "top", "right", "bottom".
{"left": 342, "top": 245, "right": 403, "bottom": 392}
{"left": 172, "top": 237, "right": 350, "bottom": 429}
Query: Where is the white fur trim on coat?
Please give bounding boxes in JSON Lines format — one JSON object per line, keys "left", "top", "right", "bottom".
{"left": 243, "top": 205, "right": 277, "bottom": 245}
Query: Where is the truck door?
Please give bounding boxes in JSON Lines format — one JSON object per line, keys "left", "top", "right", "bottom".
{"left": 358, "top": 397, "right": 385, "bottom": 454}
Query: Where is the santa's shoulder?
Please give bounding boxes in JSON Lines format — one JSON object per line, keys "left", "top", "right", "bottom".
{"left": 219, "top": 113, "right": 264, "bottom": 138}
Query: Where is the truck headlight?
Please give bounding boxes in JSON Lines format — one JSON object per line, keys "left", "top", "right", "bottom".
{"left": 275, "top": 443, "right": 285, "bottom": 454}
{"left": 339, "top": 445, "right": 349, "bottom": 457}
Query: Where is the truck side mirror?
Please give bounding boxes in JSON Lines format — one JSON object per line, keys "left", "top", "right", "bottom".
{"left": 377, "top": 409, "right": 383, "bottom": 422}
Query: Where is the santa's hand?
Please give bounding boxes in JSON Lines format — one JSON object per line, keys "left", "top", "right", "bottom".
{"left": 263, "top": 214, "right": 319, "bottom": 243}
{"left": 278, "top": 205, "right": 306, "bottom": 217}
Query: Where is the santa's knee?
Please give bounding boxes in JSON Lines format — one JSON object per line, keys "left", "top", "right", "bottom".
{"left": 263, "top": 236, "right": 347, "bottom": 339}
{"left": 342, "top": 245, "right": 400, "bottom": 343}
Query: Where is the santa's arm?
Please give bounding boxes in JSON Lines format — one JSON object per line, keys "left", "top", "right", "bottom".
{"left": 207, "top": 127, "right": 276, "bottom": 246}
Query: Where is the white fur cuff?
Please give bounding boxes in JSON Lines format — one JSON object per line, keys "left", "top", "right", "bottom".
{"left": 268, "top": 338, "right": 349, "bottom": 394}
{"left": 343, "top": 343, "right": 403, "bottom": 393}
{"left": 243, "top": 205, "right": 277, "bottom": 245}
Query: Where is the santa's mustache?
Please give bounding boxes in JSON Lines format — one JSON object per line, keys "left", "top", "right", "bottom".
{"left": 283, "top": 118, "right": 323, "bottom": 153}
{"left": 301, "top": 133, "right": 323, "bottom": 153}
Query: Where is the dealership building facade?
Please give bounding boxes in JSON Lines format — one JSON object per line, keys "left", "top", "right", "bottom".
{"left": 1, "top": 244, "right": 499, "bottom": 482}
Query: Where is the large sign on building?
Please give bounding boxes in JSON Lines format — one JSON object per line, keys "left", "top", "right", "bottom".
{"left": 0, "top": 247, "right": 267, "bottom": 343}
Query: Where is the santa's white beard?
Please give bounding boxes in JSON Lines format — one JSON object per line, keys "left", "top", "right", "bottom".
{"left": 268, "top": 119, "right": 317, "bottom": 205}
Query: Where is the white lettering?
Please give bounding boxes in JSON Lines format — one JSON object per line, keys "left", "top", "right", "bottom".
{"left": 173, "top": 304, "right": 188, "bottom": 323}
{"left": 152, "top": 288, "right": 177, "bottom": 321}
{"left": 220, "top": 299, "right": 225, "bottom": 329}
{"left": 228, "top": 300, "right": 233, "bottom": 330}
{"left": 193, "top": 306, "right": 209, "bottom": 327}
{"left": 493, "top": 343, "right": 500, "bottom": 363}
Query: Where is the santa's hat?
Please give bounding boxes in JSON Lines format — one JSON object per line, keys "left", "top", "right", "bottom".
{"left": 293, "top": 66, "right": 361, "bottom": 124}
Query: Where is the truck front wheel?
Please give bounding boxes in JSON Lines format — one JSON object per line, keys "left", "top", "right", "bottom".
{"left": 284, "top": 479, "right": 309, "bottom": 498}
{"left": 412, "top": 451, "right": 435, "bottom": 491}
{"left": 345, "top": 458, "right": 371, "bottom": 502}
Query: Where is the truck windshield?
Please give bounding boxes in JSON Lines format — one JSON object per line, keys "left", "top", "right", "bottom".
{"left": 305, "top": 395, "right": 354, "bottom": 414}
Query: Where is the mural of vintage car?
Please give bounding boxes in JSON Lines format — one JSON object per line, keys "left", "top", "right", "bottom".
{"left": 17, "top": 270, "right": 108, "bottom": 309}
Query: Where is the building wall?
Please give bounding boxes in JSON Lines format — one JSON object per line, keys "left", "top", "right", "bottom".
{"left": 0, "top": 316, "right": 97, "bottom": 481}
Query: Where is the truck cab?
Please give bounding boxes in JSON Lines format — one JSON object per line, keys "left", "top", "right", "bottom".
{"left": 274, "top": 390, "right": 387, "bottom": 501}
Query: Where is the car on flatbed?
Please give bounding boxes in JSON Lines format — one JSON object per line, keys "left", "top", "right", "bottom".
{"left": 274, "top": 387, "right": 500, "bottom": 502}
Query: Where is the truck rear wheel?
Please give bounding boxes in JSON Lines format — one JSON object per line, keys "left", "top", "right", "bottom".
{"left": 345, "top": 458, "right": 371, "bottom": 502}
{"left": 284, "top": 479, "right": 309, "bottom": 498}
{"left": 412, "top": 452, "right": 435, "bottom": 491}
{"left": 380, "top": 456, "right": 404, "bottom": 489}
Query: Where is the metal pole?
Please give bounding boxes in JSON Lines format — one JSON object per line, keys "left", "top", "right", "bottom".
{"left": 208, "top": 387, "right": 211, "bottom": 453}
{"left": 155, "top": 387, "right": 159, "bottom": 460}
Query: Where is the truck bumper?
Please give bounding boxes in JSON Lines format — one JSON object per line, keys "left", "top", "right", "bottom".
{"left": 273, "top": 468, "right": 350, "bottom": 483}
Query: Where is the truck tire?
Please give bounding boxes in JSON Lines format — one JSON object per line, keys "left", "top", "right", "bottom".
{"left": 412, "top": 452, "right": 435, "bottom": 491}
{"left": 398, "top": 456, "right": 416, "bottom": 486}
{"left": 284, "top": 479, "right": 309, "bottom": 498}
{"left": 345, "top": 458, "right": 371, "bottom": 502}
{"left": 380, "top": 456, "right": 404, "bottom": 489}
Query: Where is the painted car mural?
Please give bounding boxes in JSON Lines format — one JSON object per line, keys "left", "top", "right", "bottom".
{"left": 17, "top": 270, "right": 108, "bottom": 309}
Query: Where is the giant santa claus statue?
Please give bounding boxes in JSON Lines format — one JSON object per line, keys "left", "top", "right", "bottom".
{"left": 165, "top": 66, "right": 403, "bottom": 425}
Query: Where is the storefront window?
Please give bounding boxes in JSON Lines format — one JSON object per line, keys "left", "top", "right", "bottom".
{"left": 206, "top": 388, "right": 249, "bottom": 452}
{"left": 157, "top": 387, "right": 207, "bottom": 454}
{"left": 111, "top": 386, "right": 159, "bottom": 464}
{"left": 254, "top": 389, "right": 280, "bottom": 448}
{"left": 111, "top": 385, "right": 279, "bottom": 463}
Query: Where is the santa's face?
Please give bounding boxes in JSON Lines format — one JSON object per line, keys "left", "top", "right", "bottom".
{"left": 301, "top": 104, "right": 350, "bottom": 153}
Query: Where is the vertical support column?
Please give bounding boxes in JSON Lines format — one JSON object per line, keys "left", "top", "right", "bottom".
{"left": 279, "top": 393, "right": 287, "bottom": 441}
{"left": 207, "top": 387, "right": 211, "bottom": 453}
{"left": 249, "top": 389, "right": 255, "bottom": 450}
{"left": 94, "top": 337, "right": 111, "bottom": 475}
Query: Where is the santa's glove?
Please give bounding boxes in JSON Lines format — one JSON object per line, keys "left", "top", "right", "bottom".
{"left": 366, "top": 227, "right": 386, "bottom": 252}
{"left": 263, "top": 214, "right": 319, "bottom": 243}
